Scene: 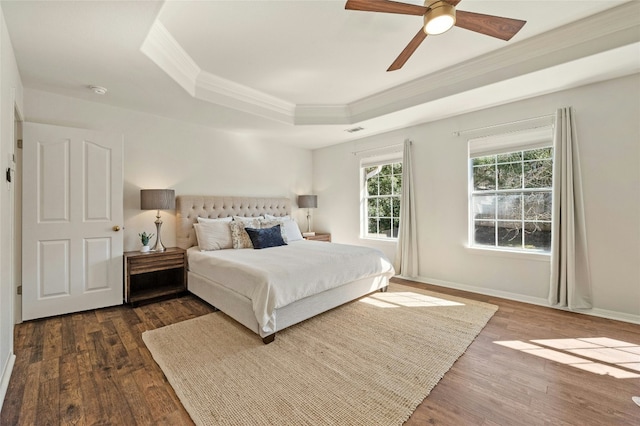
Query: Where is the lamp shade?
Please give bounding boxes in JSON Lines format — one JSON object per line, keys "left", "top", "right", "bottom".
{"left": 297, "top": 195, "right": 317, "bottom": 209}
{"left": 140, "top": 189, "right": 175, "bottom": 210}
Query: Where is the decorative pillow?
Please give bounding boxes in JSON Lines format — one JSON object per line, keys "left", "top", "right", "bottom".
{"left": 193, "top": 222, "right": 233, "bottom": 251}
{"left": 258, "top": 218, "right": 289, "bottom": 242}
{"left": 229, "top": 219, "right": 260, "bottom": 249}
{"left": 282, "top": 220, "right": 304, "bottom": 242}
{"left": 197, "top": 216, "right": 233, "bottom": 224}
{"left": 245, "top": 225, "right": 287, "bottom": 249}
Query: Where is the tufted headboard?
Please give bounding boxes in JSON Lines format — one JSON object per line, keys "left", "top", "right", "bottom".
{"left": 175, "top": 195, "right": 291, "bottom": 250}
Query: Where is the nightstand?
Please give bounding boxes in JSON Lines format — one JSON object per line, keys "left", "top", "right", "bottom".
{"left": 124, "top": 247, "right": 187, "bottom": 305}
{"left": 303, "top": 233, "right": 331, "bottom": 242}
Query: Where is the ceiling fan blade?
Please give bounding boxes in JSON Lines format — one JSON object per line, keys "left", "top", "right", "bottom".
{"left": 387, "top": 28, "right": 428, "bottom": 71}
{"left": 345, "top": 0, "right": 427, "bottom": 16}
{"left": 455, "top": 10, "right": 526, "bottom": 41}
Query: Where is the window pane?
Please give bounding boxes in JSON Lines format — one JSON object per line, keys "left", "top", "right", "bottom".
{"left": 379, "top": 218, "right": 392, "bottom": 237}
{"left": 524, "top": 147, "right": 552, "bottom": 160}
{"left": 498, "top": 152, "right": 522, "bottom": 163}
{"left": 368, "top": 198, "right": 379, "bottom": 217}
{"left": 380, "top": 164, "right": 393, "bottom": 176}
{"left": 524, "top": 222, "right": 551, "bottom": 251}
{"left": 524, "top": 160, "right": 552, "bottom": 188}
{"left": 365, "top": 166, "right": 379, "bottom": 175}
{"left": 379, "top": 175, "right": 392, "bottom": 195}
{"left": 523, "top": 192, "right": 551, "bottom": 221}
{"left": 472, "top": 194, "right": 495, "bottom": 220}
{"left": 497, "top": 163, "right": 522, "bottom": 189}
{"left": 379, "top": 197, "right": 391, "bottom": 216}
{"left": 367, "top": 176, "right": 379, "bottom": 196}
{"left": 393, "top": 162, "right": 402, "bottom": 175}
{"left": 368, "top": 218, "right": 378, "bottom": 235}
{"left": 474, "top": 221, "right": 495, "bottom": 246}
{"left": 473, "top": 156, "right": 495, "bottom": 166}
{"left": 473, "top": 165, "right": 495, "bottom": 190}
{"left": 497, "top": 221, "right": 522, "bottom": 248}
{"left": 392, "top": 197, "right": 400, "bottom": 217}
{"left": 497, "top": 194, "right": 522, "bottom": 220}
{"left": 392, "top": 218, "right": 399, "bottom": 238}
{"left": 392, "top": 175, "right": 402, "bottom": 195}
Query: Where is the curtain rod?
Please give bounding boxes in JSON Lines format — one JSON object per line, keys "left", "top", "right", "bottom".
{"left": 453, "top": 114, "right": 555, "bottom": 137}
{"left": 351, "top": 140, "right": 411, "bottom": 156}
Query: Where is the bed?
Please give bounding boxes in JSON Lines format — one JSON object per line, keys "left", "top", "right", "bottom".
{"left": 176, "top": 195, "right": 395, "bottom": 343}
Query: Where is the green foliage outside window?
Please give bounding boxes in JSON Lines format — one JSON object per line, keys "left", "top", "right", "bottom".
{"left": 364, "top": 162, "right": 402, "bottom": 239}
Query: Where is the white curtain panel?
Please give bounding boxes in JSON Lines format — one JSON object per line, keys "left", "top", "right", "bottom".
{"left": 548, "top": 107, "right": 593, "bottom": 309}
{"left": 394, "top": 140, "right": 418, "bottom": 277}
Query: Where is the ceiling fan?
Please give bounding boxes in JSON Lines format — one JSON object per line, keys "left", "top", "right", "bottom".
{"left": 345, "top": 0, "right": 526, "bottom": 71}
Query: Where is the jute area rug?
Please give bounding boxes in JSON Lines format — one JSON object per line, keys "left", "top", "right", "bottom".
{"left": 142, "top": 283, "right": 497, "bottom": 425}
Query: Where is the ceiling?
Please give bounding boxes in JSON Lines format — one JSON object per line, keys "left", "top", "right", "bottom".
{"left": 2, "top": 0, "right": 639, "bottom": 149}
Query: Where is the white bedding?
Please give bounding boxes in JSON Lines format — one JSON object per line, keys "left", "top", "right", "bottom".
{"left": 187, "top": 240, "right": 395, "bottom": 335}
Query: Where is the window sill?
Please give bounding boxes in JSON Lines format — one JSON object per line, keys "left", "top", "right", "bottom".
{"left": 465, "top": 246, "right": 550, "bottom": 262}
{"left": 360, "top": 237, "right": 398, "bottom": 244}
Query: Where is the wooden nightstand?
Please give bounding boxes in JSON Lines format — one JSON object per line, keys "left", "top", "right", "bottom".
{"left": 124, "top": 247, "right": 187, "bottom": 305}
{"left": 303, "top": 233, "right": 331, "bottom": 242}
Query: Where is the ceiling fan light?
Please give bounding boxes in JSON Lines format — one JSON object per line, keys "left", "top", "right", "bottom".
{"left": 424, "top": 1, "right": 456, "bottom": 35}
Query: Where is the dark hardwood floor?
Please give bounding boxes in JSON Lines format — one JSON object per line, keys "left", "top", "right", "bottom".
{"left": 2, "top": 278, "right": 639, "bottom": 425}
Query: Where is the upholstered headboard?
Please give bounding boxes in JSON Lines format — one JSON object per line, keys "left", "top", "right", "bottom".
{"left": 175, "top": 195, "right": 291, "bottom": 249}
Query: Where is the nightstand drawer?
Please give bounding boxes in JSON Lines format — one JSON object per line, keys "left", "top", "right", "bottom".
{"left": 303, "top": 233, "right": 331, "bottom": 242}
{"left": 128, "top": 253, "right": 185, "bottom": 274}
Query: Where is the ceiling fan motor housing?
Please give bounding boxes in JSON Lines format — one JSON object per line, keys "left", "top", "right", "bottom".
{"left": 424, "top": 1, "right": 456, "bottom": 35}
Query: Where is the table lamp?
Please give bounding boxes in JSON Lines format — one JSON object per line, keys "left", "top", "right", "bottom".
{"left": 140, "top": 189, "right": 175, "bottom": 252}
{"left": 297, "top": 195, "right": 317, "bottom": 237}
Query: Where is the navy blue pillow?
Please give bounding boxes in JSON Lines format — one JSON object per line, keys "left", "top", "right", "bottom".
{"left": 245, "top": 225, "right": 287, "bottom": 249}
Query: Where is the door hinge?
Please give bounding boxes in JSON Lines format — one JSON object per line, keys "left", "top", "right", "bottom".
{"left": 17, "top": 285, "right": 22, "bottom": 295}
{"left": 17, "top": 139, "right": 23, "bottom": 149}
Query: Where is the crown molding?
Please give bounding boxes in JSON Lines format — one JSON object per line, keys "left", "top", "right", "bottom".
{"left": 197, "top": 71, "right": 295, "bottom": 123}
{"left": 140, "top": 20, "right": 200, "bottom": 96}
{"left": 143, "top": 2, "right": 640, "bottom": 126}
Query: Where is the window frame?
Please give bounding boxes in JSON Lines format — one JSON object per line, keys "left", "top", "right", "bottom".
{"left": 360, "top": 154, "right": 403, "bottom": 241}
{"left": 468, "top": 126, "right": 554, "bottom": 254}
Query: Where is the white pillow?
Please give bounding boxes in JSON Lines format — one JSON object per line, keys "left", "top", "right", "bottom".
{"left": 264, "top": 214, "right": 291, "bottom": 221}
{"left": 197, "top": 216, "right": 233, "bottom": 224}
{"left": 282, "top": 220, "right": 303, "bottom": 242}
{"left": 193, "top": 222, "right": 233, "bottom": 251}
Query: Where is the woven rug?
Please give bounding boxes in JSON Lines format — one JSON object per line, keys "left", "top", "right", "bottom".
{"left": 142, "top": 283, "right": 497, "bottom": 425}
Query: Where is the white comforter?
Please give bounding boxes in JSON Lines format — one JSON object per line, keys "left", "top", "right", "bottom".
{"left": 188, "top": 240, "right": 395, "bottom": 335}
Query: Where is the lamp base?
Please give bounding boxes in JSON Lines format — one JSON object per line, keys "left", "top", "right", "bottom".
{"left": 151, "top": 213, "right": 166, "bottom": 252}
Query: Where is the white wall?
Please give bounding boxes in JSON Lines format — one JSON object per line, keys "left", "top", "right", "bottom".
{"left": 313, "top": 74, "right": 640, "bottom": 322}
{"left": 23, "top": 89, "right": 313, "bottom": 252}
{"left": 0, "top": 3, "right": 23, "bottom": 410}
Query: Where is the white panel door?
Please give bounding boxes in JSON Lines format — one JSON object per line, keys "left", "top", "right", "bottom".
{"left": 22, "top": 123, "right": 123, "bottom": 320}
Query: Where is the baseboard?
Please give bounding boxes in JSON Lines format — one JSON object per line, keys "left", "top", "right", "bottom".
{"left": 0, "top": 353, "right": 16, "bottom": 413}
{"left": 396, "top": 275, "right": 640, "bottom": 325}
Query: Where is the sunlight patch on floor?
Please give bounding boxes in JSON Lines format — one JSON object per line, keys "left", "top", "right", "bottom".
{"left": 360, "top": 292, "right": 465, "bottom": 308}
{"left": 494, "top": 338, "right": 640, "bottom": 379}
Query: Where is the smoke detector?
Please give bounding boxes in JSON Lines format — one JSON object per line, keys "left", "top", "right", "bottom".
{"left": 88, "top": 85, "right": 107, "bottom": 95}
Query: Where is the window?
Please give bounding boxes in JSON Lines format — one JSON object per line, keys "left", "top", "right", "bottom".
{"left": 469, "top": 127, "right": 553, "bottom": 252}
{"left": 362, "top": 160, "right": 402, "bottom": 239}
